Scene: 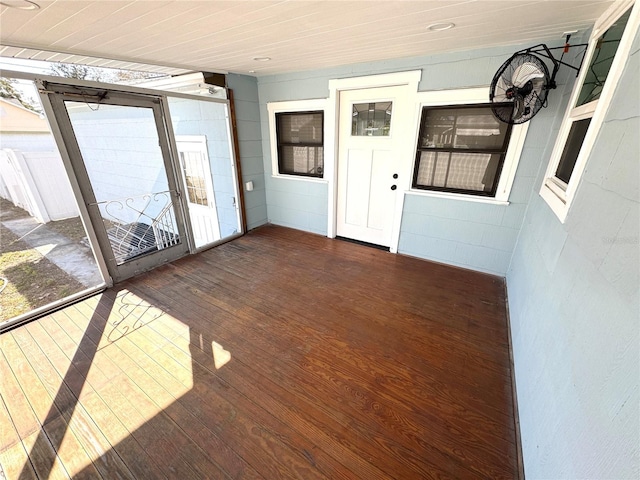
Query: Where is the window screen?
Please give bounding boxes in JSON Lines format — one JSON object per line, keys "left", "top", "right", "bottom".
{"left": 412, "top": 104, "right": 513, "bottom": 196}
{"left": 276, "top": 111, "right": 324, "bottom": 177}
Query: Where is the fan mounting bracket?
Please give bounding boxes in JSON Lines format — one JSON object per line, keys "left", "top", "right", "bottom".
{"left": 512, "top": 42, "right": 588, "bottom": 88}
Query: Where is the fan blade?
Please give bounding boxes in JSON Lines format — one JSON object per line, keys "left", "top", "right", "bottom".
{"left": 512, "top": 95, "right": 526, "bottom": 121}
{"left": 493, "top": 77, "right": 512, "bottom": 102}
{"left": 512, "top": 62, "right": 545, "bottom": 88}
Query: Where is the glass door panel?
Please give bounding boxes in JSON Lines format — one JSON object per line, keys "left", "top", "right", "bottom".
{"left": 65, "top": 102, "right": 182, "bottom": 265}
{"left": 48, "top": 88, "right": 188, "bottom": 282}
{"left": 168, "top": 96, "right": 241, "bottom": 249}
{"left": 0, "top": 77, "right": 104, "bottom": 331}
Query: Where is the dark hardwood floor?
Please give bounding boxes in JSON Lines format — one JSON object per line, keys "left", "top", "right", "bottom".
{"left": 0, "top": 225, "right": 519, "bottom": 479}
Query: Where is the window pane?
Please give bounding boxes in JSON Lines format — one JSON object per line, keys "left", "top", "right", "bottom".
{"left": 420, "top": 106, "right": 510, "bottom": 151}
{"left": 181, "top": 152, "right": 209, "bottom": 206}
{"left": 415, "top": 151, "right": 502, "bottom": 194}
{"left": 352, "top": 102, "right": 392, "bottom": 136}
{"left": 576, "top": 8, "right": 631, "bottom": 107}
{"left": 555, "top": 118, "right": 592, "bottom": 184}
{"left": 279, "top": 146, "right": 324, "bottom": 177}
{"left": 277, "top": 112, "right": 323, "bottom": 144}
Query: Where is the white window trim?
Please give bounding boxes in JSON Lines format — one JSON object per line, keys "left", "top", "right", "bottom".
{"left": 410, "top": 87, "right": 529, "bottom": 203}
{"left": 540, "top": 0, "right": 639, "bottom": 222}
{"left": 267, "top": 98, "right": 328, "bottom": 183}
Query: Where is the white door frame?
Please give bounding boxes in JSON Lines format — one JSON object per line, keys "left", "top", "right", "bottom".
{"left": 326, "top": 71, "right": 421, "bottom": 253}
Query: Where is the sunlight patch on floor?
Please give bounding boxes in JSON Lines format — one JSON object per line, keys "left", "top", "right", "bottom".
{"left": 1, "top": 287, "right": 235, "bottom": 479}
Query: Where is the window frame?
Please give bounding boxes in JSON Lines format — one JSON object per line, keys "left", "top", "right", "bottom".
{"left": 268, "top": 99, "right": 328, "bottom": 182}
{"left": 409, "top": 87, "right": 529, "bottom": 204}
{"left": 540, "top": 0, "right": 639, "bottom": 222}
{"left": 412, "top": 102, "right": 515, "bottom": 197}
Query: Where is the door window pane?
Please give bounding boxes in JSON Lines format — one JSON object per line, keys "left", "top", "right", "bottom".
{"left": 180, "top": 151, "right": 209, "bottom": 206}
{"left": 352, "top": 102, "right": 392, "bottom": 136}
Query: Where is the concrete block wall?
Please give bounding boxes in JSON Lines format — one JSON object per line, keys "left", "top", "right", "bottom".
{"left": 506, "top": 28, "right": 640, "bottom": 479}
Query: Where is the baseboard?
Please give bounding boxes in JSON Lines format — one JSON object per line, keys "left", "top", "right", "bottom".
{"left": 504, "top": 281, "right": 525, "bottom": 479}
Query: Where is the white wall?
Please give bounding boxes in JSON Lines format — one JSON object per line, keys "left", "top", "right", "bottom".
{"left": 0, "top": 149, "right": 78, "bottom": 222}
{"left": 24, "top": 151, "right": 78, "bottom": 220}
{"left": 0, "top": 132, "right": 56, "bottom": 152}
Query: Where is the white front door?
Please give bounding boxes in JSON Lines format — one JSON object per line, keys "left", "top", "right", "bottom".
{"left": 176, "top": 136, "right": 221, "bottom": 249}
{"left": 337, "top": 85, "right": 413, "bottom": 247}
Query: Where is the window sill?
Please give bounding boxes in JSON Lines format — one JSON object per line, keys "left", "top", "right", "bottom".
{"left": 271, "top": 174, "right": 328, "bottom": 184}
{"left": 539, "top": 182, "right": 568, "bottom": 223}
{"left": 406, "top": 189, "right": 510, "bottom": 206}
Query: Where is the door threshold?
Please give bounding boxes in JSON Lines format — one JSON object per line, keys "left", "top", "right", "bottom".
{"left": 335, "top": 236, "right": 390, "bottom": 252}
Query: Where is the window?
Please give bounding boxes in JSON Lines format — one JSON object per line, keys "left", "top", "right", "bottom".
{"left": 412, "top": 104, "right": 514, "bottom": 197}
{"left": 268, "top": 99, "right": 327, "bottom": 180}
{"left": 275, "top": 111, "right": 324, "bottom": 177}
{"left": 540, "top": 1, "right": 637, "bottom": 221}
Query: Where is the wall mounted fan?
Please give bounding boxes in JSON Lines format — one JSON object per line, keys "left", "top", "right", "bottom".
{"left": 489, "top": 41, "right": 587, "bottom": 124}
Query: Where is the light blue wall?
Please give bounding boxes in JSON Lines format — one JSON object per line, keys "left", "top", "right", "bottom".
{"left": 227, "top": 74, "right": 268, "bottom": 230}
{"left": 507, "top": 29, "right": 640, "bottom": 479}
{"left": 256, "top": 40, "right": 572, "bottom": 275}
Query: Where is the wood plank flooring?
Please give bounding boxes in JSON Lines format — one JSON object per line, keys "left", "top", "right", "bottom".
{"left": 0, "top": 225, "right": 518, "bottom": 479}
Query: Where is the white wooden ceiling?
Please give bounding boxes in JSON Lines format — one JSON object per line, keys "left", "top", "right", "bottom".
{"left": 0, "top": 0, "right": 615, "bottom": 76}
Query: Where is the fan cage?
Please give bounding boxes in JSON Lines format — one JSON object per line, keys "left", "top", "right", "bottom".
{"left": 489, "top": 52, "right": 551, "bottom": 125}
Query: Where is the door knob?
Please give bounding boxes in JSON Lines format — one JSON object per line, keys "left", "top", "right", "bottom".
{"left": 391, "top": 185, "right": 397, "bottom": 191}
{"left": 393, "top": 173, "right": 398, "bottom": 179}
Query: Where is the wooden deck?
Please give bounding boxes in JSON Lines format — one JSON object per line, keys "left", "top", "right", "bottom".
{"left": 0, "top": 225, "right": 519, "bottom": 479}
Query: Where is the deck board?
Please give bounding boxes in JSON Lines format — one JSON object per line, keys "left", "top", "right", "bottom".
{"left": 0, "top": 225, "right": 519, "bottom": 479}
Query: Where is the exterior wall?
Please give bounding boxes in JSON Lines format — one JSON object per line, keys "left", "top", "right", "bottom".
{"left": 227, "top": 74, "right": 268, "bottom": 230}
{"left": 67, "top": 104, "right": 173, "bottom": 225}
{"left": 0, "top": 98, "right": 49, "bottom": 132}
{"left": 256, "top": 40, "right": 570, "bottom": 275}
{"left": 0, "top": 132, "right": 56, "bottom": 152}
{"left": 507, "top": 30, "right": 640, "bottom": 478}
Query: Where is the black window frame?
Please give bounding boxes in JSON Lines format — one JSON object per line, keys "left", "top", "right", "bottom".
{"left": 412, "top": 103, "right": 514, "bottom": 197}
{"left": 275, "top": 110, "right": 324, "bottom": 178}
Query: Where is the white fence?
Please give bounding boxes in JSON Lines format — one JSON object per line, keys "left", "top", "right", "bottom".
{"left": 0, "top": 149, "right": 79, "bottom": 223}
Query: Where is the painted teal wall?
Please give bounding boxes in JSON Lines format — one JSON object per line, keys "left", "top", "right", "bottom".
{"left": 506, "top": 29, "right": 640, "bottom": 478}
{"left": 227, "top": 74, "right": 268, "bottom": 230}
{"left": 256, "top": 40, "right": 572, "bottom": 275}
